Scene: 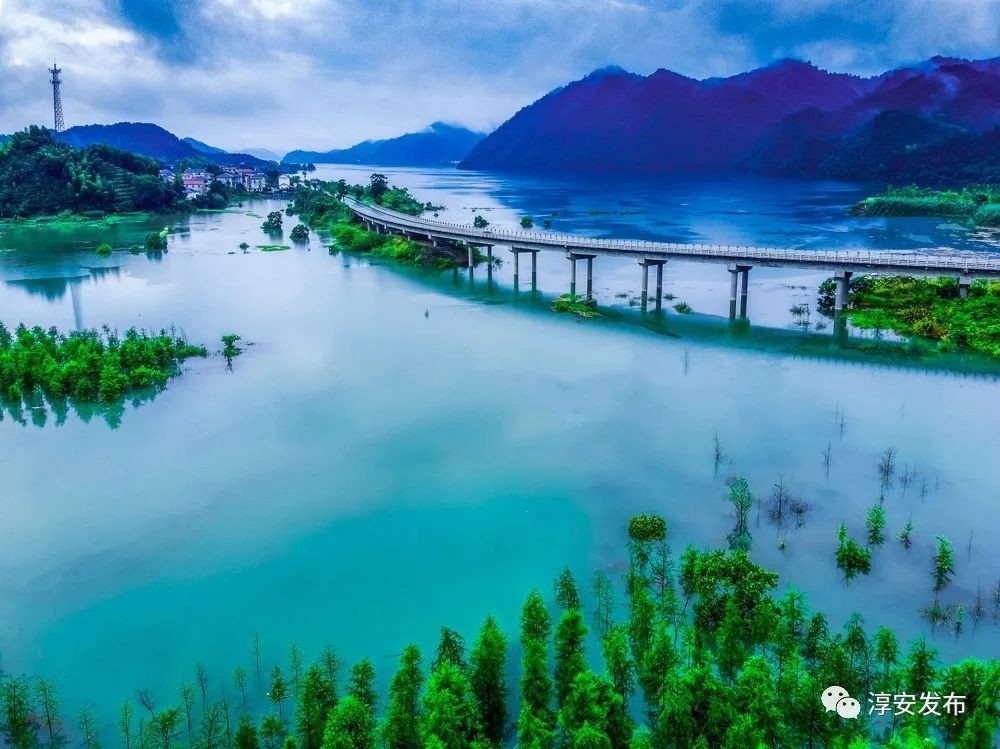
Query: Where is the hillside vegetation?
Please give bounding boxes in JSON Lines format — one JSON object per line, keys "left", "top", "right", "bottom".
{"left": 0, "top": 126, "right": 183, "bottom": 218}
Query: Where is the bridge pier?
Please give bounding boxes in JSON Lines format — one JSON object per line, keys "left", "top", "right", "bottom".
{"left": 727, "top": 264, "right": 752, "bottom": 318}
{"left": 638, "top": 258, "right": 667, "bottom": 310}
{"left": 567, "top": 252, "right": 597, "bottom": 298}
{"left": 467, "top": 244, "right": 473, "bottom": 269}
{"left": 511, "top": 247, "right": 537, "bottom": 289}
{"left": 834, "top": 270, "right": 853, "bottom": 312}
{"left": 958, "top": 275, "right": 971, "bottom": 299}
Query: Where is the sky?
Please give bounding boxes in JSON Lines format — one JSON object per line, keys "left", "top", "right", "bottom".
{"left": 0, "top": 0, "right": 997, "bottom": 154}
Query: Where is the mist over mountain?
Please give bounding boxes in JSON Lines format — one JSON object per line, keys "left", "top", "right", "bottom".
{"left": 460, "top": 57, "right": 1000, "bottom": 183}
{"left": 54, "top": 123, "right": 277, "bottom": 168}
{"left": 284, "top": 122, "right": 484, "bottom": 166}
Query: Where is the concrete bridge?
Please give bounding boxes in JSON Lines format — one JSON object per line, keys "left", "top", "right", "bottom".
{"left": 343, "top": 196, "right": 1000, "bottom": 317}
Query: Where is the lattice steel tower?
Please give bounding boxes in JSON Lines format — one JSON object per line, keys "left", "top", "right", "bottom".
{"left": 49, "top": 64, "right": 64, "bottom": 132}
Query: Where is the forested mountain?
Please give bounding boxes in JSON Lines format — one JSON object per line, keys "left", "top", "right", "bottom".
{"left": 0, "top": 126, "right": 183, "bottom": 217}
{"left": 460, "top": 56, "right": 1000, "bottom": 183}
{"left": 55, "top": 122, "right": 276, "bottom": 168}
{"left": 284, "top": 122, "right": 484, "bottom": 166}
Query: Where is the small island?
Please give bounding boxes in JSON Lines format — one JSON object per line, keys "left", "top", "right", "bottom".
{"left": 0, "top": 323, "right": 212, "bottom": 427}
{"left": 850, "top": 186, "right": 1000, "bottom": 227}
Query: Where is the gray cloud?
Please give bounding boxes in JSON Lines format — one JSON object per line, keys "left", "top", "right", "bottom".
{"left": 1, "top": 0, "right": 997, "bottom": 154}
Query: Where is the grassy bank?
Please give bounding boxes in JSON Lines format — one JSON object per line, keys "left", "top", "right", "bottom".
{"left": 818, "top": 275, "right": 1000, "bottom": 357}
{"left": 850, "top": 186, "right": 1000, "bottom": 226}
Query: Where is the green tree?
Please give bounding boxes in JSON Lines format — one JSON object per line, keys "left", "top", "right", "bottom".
{"left": 591, "top": 570, "right": 615, "bottom": 639}
{"left": 347, "top": 659, "right": 377, "bottom": 716}
{"left": 421, "top": 662, "right": 477, "bottom": 749}
{"left": 520, "top": 216, "right": 534, "bottom": 229}
{"left": 519, "top": 591, "right": 554, "bottom": 748}
{"left": 473, "top": 215, "right": 488, "bottom": 229}
{"left": 382, "top": 645, "right": 424, "bottom": 749}
{"left": 932, "top": 536, "right": 955, "bottom": 594}
{"left": 296, "top": 666, "right": 336, "bottom": 749}
{"left": 835, "top": 523, "right": 872, "bottom": 581}
{"left": 235, "top": 713, "right": 260, "bottom": 749}
{"left": 601, "top": 624, "right": 634, "bottom": 714}
{"left": 434, "top": 628, "right": 467, "bottom": 672}
{"left": 368, "top": 174, "right": 389, "bottom": 203}
{"left": 320, "top": 696, "right": 374, "bottom": 749}
{"left": 555, "top": 609, "right": 589, "bottom": 708}
{"left": 34, "top": 677, "right": 64, "bottom": 749}
{"left": 78, "top": 707, "right": 100, "bottom": 749}
{"left": 558, "top": 671, "right": 609, "bottom": 748}
{"left": 865, "top": 505, "right": 887, "bottom": 546}
{"left": 469, "top": 616, "right": 508, "bottom": 745}
{"left": 260, "top": 715, "right": 285, "bottom": 749}
{"left": 555, "top": 568, "right": 582, "bottom": 611}
{"left": 726, "top": 477, "right": 754, "bottom": 552}
{"left": 269, "top": 666, "right": 289, "bottom": 720}
{"left": 1, "top": 676, "right": 37, "bottom": 749}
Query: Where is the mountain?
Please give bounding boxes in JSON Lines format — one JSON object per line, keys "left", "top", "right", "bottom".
{"left": 284, "top": 122, "right": 485, "bottom": 166}
{"left": 460, "top": 57, "right": 1000, "bottom": 183}
{"left": 239, "top": 147, "right": 281, "bottom": 161}
{"left": 55, "top": 123, "right": 276, "bottom": 168}
{"left": 182, "top": 136, "right": 226, "bottom": 154}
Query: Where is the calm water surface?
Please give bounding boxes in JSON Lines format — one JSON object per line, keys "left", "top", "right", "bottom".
{"left": 1, "top": 169, "right": 998, "bottom": 726}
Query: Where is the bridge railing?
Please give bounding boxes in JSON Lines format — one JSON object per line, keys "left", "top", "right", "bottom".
{"left": 343, "top": 197, "right": 1000, "bottom": 273}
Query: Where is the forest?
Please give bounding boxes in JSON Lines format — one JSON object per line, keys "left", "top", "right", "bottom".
{"left": 1, "top": 512, "right": 997, "bottom": 749}
{"left": 817, "top": 275, "right": 1000, "bottom": 359}
{"left": 0, "top": 126, "right": 185, "bottom": 218}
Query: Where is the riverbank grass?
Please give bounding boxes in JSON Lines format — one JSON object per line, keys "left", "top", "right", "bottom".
{"left": 851, "top": 186, "right": 1000, "bottom": 226}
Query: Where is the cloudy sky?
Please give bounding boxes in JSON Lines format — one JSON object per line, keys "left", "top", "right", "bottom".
{"left": 0, "top": 0, "right": 997, "bottom": 154}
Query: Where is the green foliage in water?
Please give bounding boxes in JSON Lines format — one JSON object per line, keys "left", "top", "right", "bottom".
{"left": 145, "top": 229, "right": 168, "bottom": 251}
{"left": 817, "top": 275, "right": 1000, "bottom": 358}
{"left": 258, "top": 245, "right": 291, "bottom": 252}
{"left": 851, "top": 185, "right": 1000, "bottom": 226}
{"left": 473, "top": 215, "right": 489, "bottom": 229}
{"left": 3, "top": 512, "right": 998, "bottom": 748}
{"left": 289, "top": 224, "right": 309, "bottom": 242}
{"left": 94, "top": 243, "right": 112, "bottom": 257}
{"left": 520, "top": 216, "right": 534, "bottom": 229}
{"left": 673, "top": 301, "right": 692, "bottom": 314}
{"left": 836, "top": 522, "right": 872, "bottom": 580}
{"left": 0, "top": 322, "right": 206, "bottom": 413}
{"left": 551, "top": 294, "right": 600, "bottom": 318}
{"left": 261, "top": 211, "right": 284, "bottom": 233}
{"left": 0, "top": 126, "right": 185, "bottom": 218}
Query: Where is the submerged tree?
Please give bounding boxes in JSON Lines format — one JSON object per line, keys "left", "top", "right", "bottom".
{"left": 835, "top": 523, "right": 872, "bottom": 581}
{"left": 932, "top": 536, "right": 956, "bottom": 595}
{"left": 726, "top": 477, "right": 753, "bottom": 552}
{"left": 866, "top": 504, "right": 887, "bottom": 546}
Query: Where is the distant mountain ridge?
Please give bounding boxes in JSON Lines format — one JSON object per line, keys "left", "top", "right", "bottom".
{"left": 460, "top": 57, "right": 1000, "bottom": 183}
{"left": 284, "top": 122, "right": 485, "bottom": 166}
{"left": 55, "top": 123, "right": 277, "bottom": 168}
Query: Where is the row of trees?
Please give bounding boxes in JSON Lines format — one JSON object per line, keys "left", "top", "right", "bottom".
{"left": 2, "top": 513, "right": 997, "bottom": 749}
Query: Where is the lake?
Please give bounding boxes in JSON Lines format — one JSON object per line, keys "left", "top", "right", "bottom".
{"left": 1, "top": 167, "right": 998, "bottom": 728}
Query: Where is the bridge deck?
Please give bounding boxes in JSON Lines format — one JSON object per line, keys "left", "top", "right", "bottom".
{"left": 343, "top": 197, "right": 1000, "bottom": 277}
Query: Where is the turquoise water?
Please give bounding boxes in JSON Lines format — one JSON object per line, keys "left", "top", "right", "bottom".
{"left": 1, "top": 171, "right": 998, "bottom": 729}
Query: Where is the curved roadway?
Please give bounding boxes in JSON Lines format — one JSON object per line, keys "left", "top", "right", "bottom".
{"left": 344, "top": 196, "right": 1000, "bottom": 278}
